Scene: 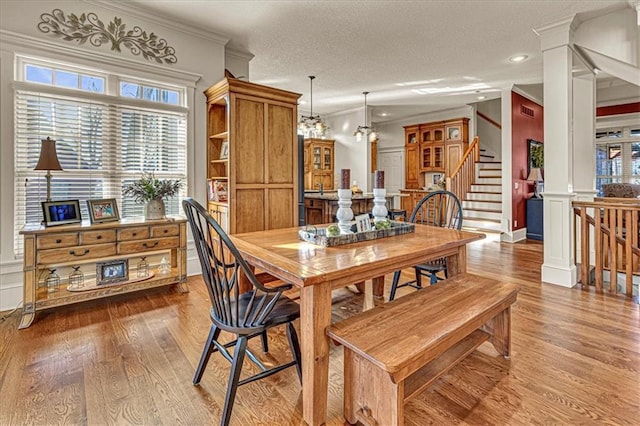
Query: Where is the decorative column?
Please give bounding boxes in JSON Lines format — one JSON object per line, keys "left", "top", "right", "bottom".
{"left": 534, "top": 17, "right": 580, "bottom": 287}
{"left": 336, "top": 169, "right": 354, "bottom": 234}
{"left": 372, "top": 170, "right": 388, "bottom": 223}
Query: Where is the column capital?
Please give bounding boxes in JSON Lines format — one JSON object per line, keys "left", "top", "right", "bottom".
{"left": 534, "top": 16, "right": 578, "bottom": 51}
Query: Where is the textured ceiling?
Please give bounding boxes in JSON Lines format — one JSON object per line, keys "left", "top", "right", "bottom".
{"left": 128, "top": 0, "right": 633, "bottom": 121}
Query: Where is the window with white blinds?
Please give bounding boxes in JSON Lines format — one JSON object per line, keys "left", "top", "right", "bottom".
{"left": 14, "top": 90, "right": 187, "bottom": 255}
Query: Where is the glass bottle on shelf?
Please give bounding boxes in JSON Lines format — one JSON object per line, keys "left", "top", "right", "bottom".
{"left": 45, "top": 268, "right": 60, "bottom": 293}
{"left": 137, "top": 256, "right": 149, "bottom": 278}
{"left": 158, "top": 256, "right": 171, "bottom": 275}
{"left": 69, "top": 266, "right": 84, "bottom": 290}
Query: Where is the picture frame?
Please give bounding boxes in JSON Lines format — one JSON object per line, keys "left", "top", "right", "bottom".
{"left": 220, "top": 140, "right": 229, "bottom": 160}
{"left": 355, "top": 213, "right": 372, "bottom": 233}
{"left": 41, "top": 200, "right": 82, "bottom": 227}
{"left": 433, "top": 173, "right": 443, "bottom": 185}
{"left": 447, "top": 126, "right": 461, "bottom": 140}
{"left": 527, "top": 139, "right": 544, "bottom": 175}
{"left": 213, "top": 180, "right": 228, "bottom": 202}
{"left": 207, "top": 179, "right": 216, "bottom": 202}
{"left": 86, "top": 198, "right": 120, "bottom": 223}
{"left": 96, "top": 259, "right": 129, "bottom": 285}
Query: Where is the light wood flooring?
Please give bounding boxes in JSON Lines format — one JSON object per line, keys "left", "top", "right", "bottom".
{"left": 1, "top": 234, "right": 638, "bottom": 425}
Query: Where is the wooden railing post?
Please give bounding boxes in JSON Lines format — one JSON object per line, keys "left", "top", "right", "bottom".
{"left": 572, "top": 200, "right": 640, "bottom": 299}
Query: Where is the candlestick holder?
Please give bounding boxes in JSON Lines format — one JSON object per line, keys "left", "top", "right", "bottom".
{"left": 336, "top": 189, "right": 354, "bottom": 234}
{"left": 372, "top": 188, "right": 388, "bottom": 223}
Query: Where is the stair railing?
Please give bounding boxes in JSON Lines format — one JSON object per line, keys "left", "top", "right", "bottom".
{"left": 573, "top": 199, "right": 640, "bottom": 299}
{"left": 446, "top": 136, "right": 480, "bottom": 201}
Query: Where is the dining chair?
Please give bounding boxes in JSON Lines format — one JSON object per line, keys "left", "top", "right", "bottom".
{"left": 388, "top": 190, "right": 463, "bottom": 301}
{"left": 182, "top": 198, "right": 302, "bottom": 426}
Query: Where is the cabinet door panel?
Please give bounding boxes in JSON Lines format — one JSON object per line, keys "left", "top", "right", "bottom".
{"left": 405, "top": 145, "right": 420, "bottom": 188}
{"left": 268, "top": 104, "right": 294, "bottom": 184}
{"left": 268, "top": 189, "right": 294, "bottom": 229}
{"left": 235, "top": 97, "right": 265, "bottom": 184}
{"left": 235, "top": 189, "right": 265, "bottom": 233}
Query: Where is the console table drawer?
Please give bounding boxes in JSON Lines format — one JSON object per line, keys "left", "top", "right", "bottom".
{"left": 117, "top": 227, "right": 149, "bottom": 241}
{"left": 118, "top": 236, "right": 179, "bottom": 254}
{"left": 81, "top": 229, "right": 117, "bottom": 245}
{"left": 37, "top": 233, "right": 79, "bottom": 249}
{"left": 38, "top": 243, "right": 117, "bottom": 264}
{"left": 150, "top": 224, "right": 180, "bottom": 238}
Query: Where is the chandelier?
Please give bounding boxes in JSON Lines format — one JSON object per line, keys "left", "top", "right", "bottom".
{"left": 353, "top": 91, "right": 377, "bottom": 142}
{"left": 298, "top": 76, "right": 328, "bottom": 138}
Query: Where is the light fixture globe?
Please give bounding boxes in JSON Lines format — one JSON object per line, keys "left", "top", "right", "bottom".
{"left": 298, "top": 76, "right": 329, "bottom": 138}
{"left": 353, "top": 91, "right": 377, "bottom": 142}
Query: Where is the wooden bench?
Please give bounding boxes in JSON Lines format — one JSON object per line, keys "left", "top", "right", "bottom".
{"left": 326, "top": 273, "right": 519, "bottom": 426}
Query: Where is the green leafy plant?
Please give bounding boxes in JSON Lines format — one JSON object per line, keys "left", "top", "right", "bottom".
{"left": 123, "top": 173, "right": 183, "bottom": 203}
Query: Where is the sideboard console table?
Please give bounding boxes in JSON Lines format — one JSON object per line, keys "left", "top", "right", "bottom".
{"left": 19, "top": 217, "right": 188, "bottom": 329}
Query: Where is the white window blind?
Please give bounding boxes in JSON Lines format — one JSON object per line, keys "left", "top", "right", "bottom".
{"left": 14, "top": 90, "right": 187, "bottom": 255}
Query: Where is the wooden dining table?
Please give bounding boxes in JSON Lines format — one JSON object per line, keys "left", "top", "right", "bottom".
{"left": 231, "top": 223, "right": 484, "bottom": 425}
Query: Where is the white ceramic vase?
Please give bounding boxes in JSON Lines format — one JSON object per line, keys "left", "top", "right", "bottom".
{"left": 145, "top": 198, "right": 166, "bottom": 220}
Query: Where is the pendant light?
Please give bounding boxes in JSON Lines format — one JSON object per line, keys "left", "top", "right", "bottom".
{"left": 353, "top": 91, "right": 377, "bottom": 142}
{"left": 298, "top": 76, "right": 328, "bottom": 138}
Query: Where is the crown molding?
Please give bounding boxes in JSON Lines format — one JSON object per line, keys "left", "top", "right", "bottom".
{"left": 83, "top": 0, "right": 230, "bottom": 45}
{"left": 225, "top": 47, "right": 254, "bottom": 62}
{"left": 0, "top": 30, "right": 202, "bottom": 86}
{"left": 512, "top": 85, "right": 543, "bottom": 106}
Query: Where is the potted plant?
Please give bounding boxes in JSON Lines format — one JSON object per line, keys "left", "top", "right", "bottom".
{"left": 123, "top": 172, "right": 183, "bottom": 220}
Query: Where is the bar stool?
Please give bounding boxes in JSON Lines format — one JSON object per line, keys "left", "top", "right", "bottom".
{"left": 388, "top": 209, "right": 407, "bottom": 221}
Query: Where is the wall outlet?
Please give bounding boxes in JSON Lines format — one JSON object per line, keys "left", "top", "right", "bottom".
{"left": 514, "top": 182, "right": 519, "bottom": 190}
{"left": 514, "top": 220, "right": 518, "bottom": 228}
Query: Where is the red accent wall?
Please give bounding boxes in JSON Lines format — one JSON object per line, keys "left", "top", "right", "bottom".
{"left": 511, "top": 92, "right": 543, "bottom": 232}
{"left": 596, "top": 102, "right": 640, "bottom": 117}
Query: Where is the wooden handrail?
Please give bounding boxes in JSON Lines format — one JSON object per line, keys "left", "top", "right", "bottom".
{"left": 477, "top": 111, "right": 502, "bottom": 130}
{"left": 447, "top": 136, "right": 479, "bottom": 201}
{"left": 572, "top": 200, "right": 640, "bottom": 298}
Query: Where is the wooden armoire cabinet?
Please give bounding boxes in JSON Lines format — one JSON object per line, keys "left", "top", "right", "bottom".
{"left": 304, "top": 138, "right": 335, "bottom": 190}
{"left": 404, "top": 118, "right": 469, "bottom": 189}
{"left": 204, "top": 78, "right": 300, "bottom": 234}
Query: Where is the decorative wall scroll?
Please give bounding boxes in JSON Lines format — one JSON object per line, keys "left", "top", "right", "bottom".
{"left": 37, "top": 9, "right": 178, "bottom": 64}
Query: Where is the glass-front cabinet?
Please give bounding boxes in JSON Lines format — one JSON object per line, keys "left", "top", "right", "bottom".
{"left": 304, "top": 138, "right": 335, "bottom": 190}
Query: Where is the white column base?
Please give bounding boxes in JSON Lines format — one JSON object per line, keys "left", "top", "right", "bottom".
{"left": 542, "top": 263, "right": 577, "bottom": 288}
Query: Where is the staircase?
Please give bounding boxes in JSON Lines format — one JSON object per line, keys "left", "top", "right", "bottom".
{"left": 461, "top": 158, "right": 502, "bottom": 233}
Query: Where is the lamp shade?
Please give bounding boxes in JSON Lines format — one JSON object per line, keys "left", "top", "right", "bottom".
{"left": 34, "top": 137, "right": 63, "bottom": 171}
{"left": 527, "top": 167, "right": 543, "bottom": 182}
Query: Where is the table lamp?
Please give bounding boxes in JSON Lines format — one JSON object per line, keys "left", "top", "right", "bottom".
{"left": 34, "top": 137, "right": 63, "bottom": 202}
{"left": 527, "top": 167, "right": 543, "bottom": 198}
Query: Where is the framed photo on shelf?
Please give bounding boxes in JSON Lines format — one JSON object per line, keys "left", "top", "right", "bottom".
{"left": 207, "top": 179, "right": 216, "bottom": 201}
{"left": 214, "top": 180, "right": 228, "bottom": 202}
{"left": 355, "top": 213, "right": 372, "bottom": 233}
{"left": 86, "top": 198, "right": 120, "bottom": 223}
{"left": 220, "top": 141, "right": 229, "bottom": 160}
{"left": 96, "top": 259, "right": 129, "bottom": 285}
{"left": 433, "top": 173, "right": 443, "bottom": 185}
{"left": 41, "top": 200, "right": 82, "bottom": 227}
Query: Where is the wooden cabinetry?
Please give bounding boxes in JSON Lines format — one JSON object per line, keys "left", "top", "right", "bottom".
{"left": 304, "top": 138, "right": 334, "bottom": 190}
{"left": 205, "top": 78, "right": 300, "bottom": 234}
{"left": 404, "top": 118, "right": 469, "bottom": 188}
{"left": 419, "top": 124, "right": 445, "bottom": 172}
{"left": 400, "top": 190, "right": 430, "bottom": 214}
{"left": 404, "top": 126, "right": 421, "bottom": 189}
{"left": 444, "top": 118, "right": 470, "bottom": 178}
{"left": 19, "top": 218, "right": 188, "bottom": 329}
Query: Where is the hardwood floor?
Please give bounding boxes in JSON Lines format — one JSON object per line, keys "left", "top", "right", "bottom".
{"left": 1, "top": 234, "right": 638, "bottom": 425}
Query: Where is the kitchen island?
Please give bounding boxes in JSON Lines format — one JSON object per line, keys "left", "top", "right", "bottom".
{"left": 304, "top": 191, "right": 395, "bottom": 225}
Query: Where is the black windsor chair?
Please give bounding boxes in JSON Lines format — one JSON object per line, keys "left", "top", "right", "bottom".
{"left": 182, "top": 198, "right": 302, "bottom": 426}
{"left": 388, "top": 190, "right": 463, "bottom": 301}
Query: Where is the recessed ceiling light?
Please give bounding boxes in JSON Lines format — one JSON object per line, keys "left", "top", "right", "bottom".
{"left": 299, "top": 100, "right": 307, "bottom": 105}
{"left": 477, "top": 95, "right": 486, "bottom": 100}
{"left": 379, "top": 112, "right": 390, "bottom": 117}
{"left": 509, "top": 55, "right": 528, "bottom": 63}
